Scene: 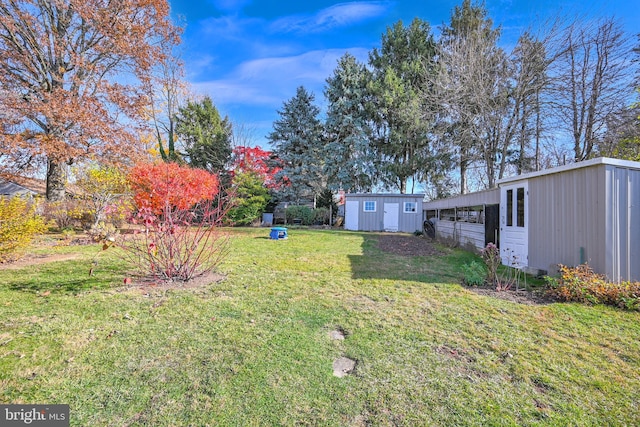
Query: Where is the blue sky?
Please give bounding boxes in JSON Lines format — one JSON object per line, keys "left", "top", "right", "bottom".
{"left": 168, "top": 0, "right": 640, "bottom": 148}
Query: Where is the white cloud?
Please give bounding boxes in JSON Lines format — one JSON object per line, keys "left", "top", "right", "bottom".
{"left": 270, "top": 1, "right": 390, "bottom": 34}
{"left": 192, "top": 47, "right": 370, "bottom": 108}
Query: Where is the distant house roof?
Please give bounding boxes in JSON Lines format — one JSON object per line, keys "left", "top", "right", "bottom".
{"left": 0, "top": 177, "right": 41, "bottom": 197}
{"left": 0, "top": 173, "right": 82, "bottom": 198}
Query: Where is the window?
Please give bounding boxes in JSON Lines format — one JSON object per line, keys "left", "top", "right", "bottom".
{"left": 517, "top": 187, "right": 525, "bottom": 227}
{"left": 506, "top": 189, "right": 513, "bottom": 226}
{"left": 439, "top": 208, "right": 455, "bottom": 221}
{"left": 404, "top": 202, "right": 417, "bottom": 213}
{"left": 363, "top": 201, "right": 376, "bottom": 212}
{"left": 456, "top": 205, "right": 484, "bottom": 224}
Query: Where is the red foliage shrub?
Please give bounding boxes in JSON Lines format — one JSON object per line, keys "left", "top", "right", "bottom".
{"left": 128, "top": 162, "right": 219, "bottom": 213}
{"left": 119, "top": 199, "right": 230, "bottom": 281}
{"left": 545, "top": 263, "right": 640, "bottom": 310}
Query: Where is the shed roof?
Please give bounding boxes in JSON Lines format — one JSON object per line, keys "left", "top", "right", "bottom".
{"left": 423, "top": 188, "right": 500, "bottom": 210}
{"left": 498, "top": 157, "right": 640, "bottom": 185}
{"left": 345, "top": 193, "right": 425, "bottom": 199}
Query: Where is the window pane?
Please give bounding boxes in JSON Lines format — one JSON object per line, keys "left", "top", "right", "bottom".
{"left": 506, "top": 189, "right": 513, "bottom": 226}
{"left": 364, "top": 201, "right": 376, "bottom": 212}
{"left": 517, "top": 187, "right": 525, "bottom": 227}
{"left": 404, "top": 202, "right": 416, "bottom": 213}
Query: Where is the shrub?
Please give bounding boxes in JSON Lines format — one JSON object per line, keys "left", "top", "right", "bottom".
{"left": 74, "top": 165, "right": 130, "bottom": 227}
{"left": 42, "top": 198, "right": 92, "bottom": 230}
{"left": 461, "top": 261, "right": 487, "bottom": 286}
{"left": 312, "top": 207, "right": 330, "bottom": 225}
{"left": 128, "top": 162, "right": 219, "bottom": 214}
{"left": 545, "top": 263, "right": 640, "bottom": 310}
{"left": 120, "top": 163, "right": 228, "bottom": 282}
{"left": 285, "top": 205, "right": 314, "bottom": 225}
{"left": 481, "top": 242, "right": 500, "bottom": 286}
{"left": 227, "top": 171, "right": 270, "bottom": 226}
{"left": 118, "top": 198, "right": 230, "bottom": 282}
{"left": 0, "top": 197, "right": 47, "bottom": 262}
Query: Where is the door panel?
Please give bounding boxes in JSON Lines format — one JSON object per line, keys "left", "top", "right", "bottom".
{"left": 500, "top": 183, "right": 528, "bottom": 268}
{"left": 383, "top": 203, "right": 399, "bottom": 232}
{"left": 345, "top": 200, "right": 359, "bottom": 231}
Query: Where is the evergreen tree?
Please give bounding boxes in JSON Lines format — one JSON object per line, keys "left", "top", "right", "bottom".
{"left": 176, "top": 96, "right": 232, "bottom": 174}
{"left": 324, "top": 53, "right": 378, "bottom": 193}
{"left": 268, "top": 86, "right": 324, "bottom": 204}
{"left": 368, "top": 18, "right": 441, "bottom": 193}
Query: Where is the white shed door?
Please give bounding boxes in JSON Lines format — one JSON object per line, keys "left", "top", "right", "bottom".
{"left": 345, "top": 200, "right": 359, "bottom": 230}
{"left": 384, "top": 203, "right": 399, "bottom": 232}
{"left": 500, "top": 182, "right": 528, "bottom": 268}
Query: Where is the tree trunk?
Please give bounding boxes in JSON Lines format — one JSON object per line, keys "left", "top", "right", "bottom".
{"left": 46, "top": 159, "right": 67, "bottom": 201}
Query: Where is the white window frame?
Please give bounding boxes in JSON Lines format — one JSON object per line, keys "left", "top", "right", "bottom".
{"left": 403, "top": 201, "right": 417, "bottom": 213}
{"left": 363, "top": 201, "right": 376, "bottom": 212}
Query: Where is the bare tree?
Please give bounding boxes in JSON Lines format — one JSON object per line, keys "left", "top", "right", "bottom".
{"left": 437, "top": 0, "right": 514, "bottom": 191}
{"left": 147, "top": 37, "right": 187, "bottom": 163}
{"left": 548, "top": 18, "right": 634, "bottom": 162}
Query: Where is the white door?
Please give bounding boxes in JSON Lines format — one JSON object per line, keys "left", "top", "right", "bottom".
{"left": 345, "top": 200, "right": 359, "bottom": 230}
{"left": 500, "top": 182, "right": 528, "bottom": 268}
{"left": 384, "top": 203, "right": 399, "bottom": 232}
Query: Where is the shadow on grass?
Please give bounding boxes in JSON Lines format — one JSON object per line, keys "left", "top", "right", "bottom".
{"left": 4, "top": 260, "right": 123, "bottom": 294}
{"left": 348, "top": 233, "right": 479, "bottom": 284}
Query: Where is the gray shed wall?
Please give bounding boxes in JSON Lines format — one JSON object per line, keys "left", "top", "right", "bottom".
{"left": 526, "top": 164, "right": 608, "bottom": 278}
{"left": 605, "top": 165, "right": 640, "bottom": 282}
{"left": 345, "top": 194, "right": 424, "bottom": 233}
{"left": 515, "top": 161, "right": 639, "bottom": 282}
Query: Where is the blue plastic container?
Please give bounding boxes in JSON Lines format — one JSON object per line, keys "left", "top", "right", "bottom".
{"left": 270, "top": 227, "right": 288, "bottom": 240}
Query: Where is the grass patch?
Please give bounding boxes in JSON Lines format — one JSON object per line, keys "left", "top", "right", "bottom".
{"left": 1, "top": 228, "right": 639, "bottom": 425}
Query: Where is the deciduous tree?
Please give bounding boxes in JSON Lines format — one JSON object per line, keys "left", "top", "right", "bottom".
{"left": 549, "top": 18, "right": 634, "bottom": 162}
{"left": 0, "top": 0, "right": 179, "bottom": 200}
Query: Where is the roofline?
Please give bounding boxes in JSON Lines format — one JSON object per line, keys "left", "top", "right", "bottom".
{"left": 498, "top": 157, "right": 640, "bottom": 185}
{"left": 345, "top": 193, "right": 425, "bottom": 198}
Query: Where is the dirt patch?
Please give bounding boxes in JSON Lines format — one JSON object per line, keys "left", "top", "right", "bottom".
{"left": 377, "top": 234, "right": 443, "bottom": 257}
{"left": 466, "top": 286, "right": 557, "bottom": 306}
{"left": 121, "top": 270, "right": 226, "bottom": 293}
{"left": 0, "top": 253, "right": 81, "bottom": 269}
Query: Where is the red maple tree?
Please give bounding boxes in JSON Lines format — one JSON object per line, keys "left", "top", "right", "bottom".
{"left": 231, "top": 146, "right": 286, "bottom": 189}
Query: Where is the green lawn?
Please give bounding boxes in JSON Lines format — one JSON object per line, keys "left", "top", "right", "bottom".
{"left": 1, "top": 228, "right": 639, "bottom": 426}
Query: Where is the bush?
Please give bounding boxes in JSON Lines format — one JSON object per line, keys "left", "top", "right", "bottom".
{"left": 128, "top": 162, "right": 219, "bottom": 214}
{"left": 119, "top": 198, "right": 230, "bottom": 282}
{"left": 227, "top": 171, "right": 270, "bottom": 226}
{"left": 285, "top": 205, "right": 314, "bottom": 225}
{"left": 42, "top": 198, "right": 93, "bottom": 230}
{"left": 312, "top": 207, "right": 330, "bottom": 225}
{"left": 0, "top": 197, "right": 47, "bottom": 262}
{"left": 481, "top": 242, "right": 500, "bottom": 286}
{"left": 545, "top": 263, "right": 640, "bottom": 310}
{"left": 461, "top": 261, "right": 487, "bottom": 286}
{"left": 74, "top": 165, "right": 130, "bottom": 227}
{"left": 120, "top": 163, "right": 228, "bottom": 282}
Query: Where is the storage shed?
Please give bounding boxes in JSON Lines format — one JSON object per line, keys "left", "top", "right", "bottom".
{"left": 424, "top": 157, "right": 640, "bottom": 282}
{"left": 344, "top": 193, "right": 424, "bottom": 233}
